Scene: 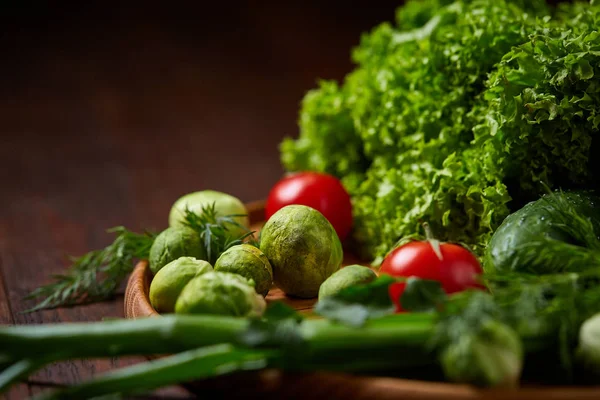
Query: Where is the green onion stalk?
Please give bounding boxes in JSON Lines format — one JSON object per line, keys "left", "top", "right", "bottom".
{"left": 0, "top": 304, "right": 561, "bottom": 399}
{"left": 0, "top": 313, "right": 437, "bottom": 369}
{"left": 0, "top": 312, "right": 437, "bottom": 399}
{"left": 4, "top": 267, "right": 600, "bottom": 399}
{"left": 0, "top": 311, "right": 571, "bottom": 399}
{"left": 35, "top": 344, "right": 276, "bottom": 400}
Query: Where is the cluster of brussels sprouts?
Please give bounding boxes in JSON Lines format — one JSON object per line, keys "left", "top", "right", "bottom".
{"left": 148, "top": 190, "right": 382, "bottom": 318}
{"left": 150, "top": 255, "right": 267, "bottom": 317}
{"left": 148, "top": 191, "right": 271, "bottom": 317}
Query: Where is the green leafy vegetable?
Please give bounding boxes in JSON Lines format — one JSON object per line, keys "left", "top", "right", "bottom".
{"left": 399, "top": 277, "right": 447, "bottom": 312}
{"left": 281, "top": 0, "right": 600, "bottom": 262}
{"left": 313, "top": 275, "right": 396, "bottom": 326}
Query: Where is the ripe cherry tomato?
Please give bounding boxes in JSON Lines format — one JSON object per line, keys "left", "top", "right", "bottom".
{"left": 388, "top": 282, "right": 407, "bottom": 313}
{"left": 266, "top": 172, "right": 353, "bottom": 241}
{"left": 380, "top": 240, "right": 484, "bottom": 295}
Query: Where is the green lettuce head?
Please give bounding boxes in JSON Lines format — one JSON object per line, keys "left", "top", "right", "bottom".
{"left": 279, "top": 0, "right": 600, "bottom": 263}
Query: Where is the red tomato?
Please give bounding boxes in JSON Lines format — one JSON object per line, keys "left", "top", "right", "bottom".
{"left": 388, "top": 282, "right": 407, "bottom": 313}
{"left": 265, "top": 172, "right": 353, "bottom": 241}
{"left": 380, "top": 241, "right": 484, "bottom": 295}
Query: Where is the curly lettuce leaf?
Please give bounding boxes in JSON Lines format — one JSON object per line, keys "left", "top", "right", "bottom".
{"left": 280, "top": 80, "right": 368, "bottom": 180}
{"left": 471, "top": 4, "right": 600, "bottom": 202}
{"left": 281, "top": 0, "right": 599, "bottom": 262}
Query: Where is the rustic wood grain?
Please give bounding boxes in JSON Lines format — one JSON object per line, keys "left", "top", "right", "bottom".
{"left": 1, "top": 385, "right": 31, "bottom": 400}
{"left": 0, "top": 224, "right": 31, "bottom": 398}
{"left": 0, "top": 130, "right": 149, "bottom": 386}
{"left": 27, "top": 380, "right": 191, "bottom": 399}
{"left": 180, "top": 371, "right": 600, "bottom": 400}
{"left": 0, "top": 255, "right": 14, "bottom": 326}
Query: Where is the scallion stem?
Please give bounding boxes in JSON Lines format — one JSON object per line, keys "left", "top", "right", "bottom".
{"left": 0, "top": 358, "right": 49, "bottom": 393}
{"left": 0, "top": 315, "right": 248, "bottom": 361}
{"left": 33, "top": 344, "right": 277, "bottom": 400}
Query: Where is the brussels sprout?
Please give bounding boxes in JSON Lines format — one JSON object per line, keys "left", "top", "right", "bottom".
{"left": 260, "top": 205, "right": 343, "bottom": 298}
{"left": 149, "top": 226, "right": 206, "bottom": 274}
{"left": 149, "top": 257, "right": 213, "bottom": 313}
{"left": 168, "top": 190, "right": 250, "bottom": 238}
{"left": 174, "top": 271, "right": 266, "bottom": 317}
{"left": 440, "top": 320, "right": 523, "bottom": 387}
{"left": 576, "top": 312, "right": 600, "bottom": 377}
{"left": 318, "top": 264, "right": 377, "bottom": 299}
{"left": 214, "top": 244, "right": 273, "bottom": 296}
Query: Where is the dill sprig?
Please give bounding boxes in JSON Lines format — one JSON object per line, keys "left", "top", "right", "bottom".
{"left": 539, "top": 189, "right": 600, "bottom": 251}
{"left": 24, "top": 203, "right": 256, "bottom": 313}
{"left": 24, "top": 227, "right": 157, "bottom": 313}
{"left": 181, "top": 203, "right": 257, "bottom": 264}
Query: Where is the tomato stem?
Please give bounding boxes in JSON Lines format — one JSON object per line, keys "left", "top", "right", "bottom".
{"left": 423, "top": 222, "right": 443, "bottom": 261}
{"left": 422, "top": 222, "right": 434, "bottom": 241}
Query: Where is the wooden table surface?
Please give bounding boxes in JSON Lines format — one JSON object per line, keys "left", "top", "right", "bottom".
{"left": 0, "top": 2, "right": 397, "bottom": 398}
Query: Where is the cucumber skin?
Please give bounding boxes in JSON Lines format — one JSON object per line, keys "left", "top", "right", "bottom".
{"left": 484, "top": 191, "right": 600, "bottom": 274}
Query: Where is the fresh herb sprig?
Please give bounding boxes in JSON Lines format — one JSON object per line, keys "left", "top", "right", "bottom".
{"left": 24, "top": 227, "right": 157, "bottom": 313}
{"left": 24, "top": 204, "right": 255, "bottom": 312}
{"left": 181, "top": 203, "right": 256, "bottom": 264}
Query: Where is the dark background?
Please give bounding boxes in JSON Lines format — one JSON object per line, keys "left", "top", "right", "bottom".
{"left": 0, "top": 2, "right": 400, "bottom": 398}
{"left": 0, "top": 1, "right": 399, "bottom": 230}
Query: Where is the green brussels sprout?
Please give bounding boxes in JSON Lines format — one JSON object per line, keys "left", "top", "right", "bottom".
{"left": 168, "top": 190, "right": 250, "bottom": 238}
{"left": 260, "top": 205, "right": 343, "bottom": 298}
{"left": 149, "top": 227, "right": 205, "bottom": 274}
{"left": 149, "top": 257, "right": 213, "bottom": 313}
{"left": 440, "top": 320, "right": 523, "bottom": 387}
{"left": 214, "top": 244, "right": 273, "bottom": 296}
{"left": 174, "top": 271, "right": 266, "bottom": 317}
{"left": 576, "top": 312, "right": 600, "bottom": 377}
{"left": 318, "top": 264, "right": 377, "bottom": 299}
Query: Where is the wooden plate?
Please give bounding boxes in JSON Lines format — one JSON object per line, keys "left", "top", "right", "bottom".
{"left": 124, "top": 200, "right": 600, "bottom": 399}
